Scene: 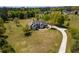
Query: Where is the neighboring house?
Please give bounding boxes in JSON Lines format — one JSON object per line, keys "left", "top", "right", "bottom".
{"left": 30, "top": 20, "right": 48, "bottom": 30}
{"left": 63, "top": 10, "right": 73, "bottom": 14}
{"left": 63, "top": 10, "right": 79, "bottom": 15}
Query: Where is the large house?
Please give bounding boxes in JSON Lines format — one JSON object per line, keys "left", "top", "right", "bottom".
{"left": 30, "top": 20, "right": 48, "bottom": 30}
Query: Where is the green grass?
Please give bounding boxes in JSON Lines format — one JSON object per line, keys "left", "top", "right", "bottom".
{"left": 66, "top": 14, "right": 79, "bottom": 53}
{"left": 4, "top": 19, "right": 62, "bottom": 53}
{"left": 66, "top": 31, "right": 73, "bottom": 53}
{"left": 69, "top": 14, "right": 79, "bottom": 30}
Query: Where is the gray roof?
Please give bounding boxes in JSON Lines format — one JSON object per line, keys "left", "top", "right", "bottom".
{"left": 30, "top": 20, "right": 47, "bottom": 30}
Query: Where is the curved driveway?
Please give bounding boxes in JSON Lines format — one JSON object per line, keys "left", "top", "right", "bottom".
{"left": 48, "top": 25, "right": 67, "bottom": 53}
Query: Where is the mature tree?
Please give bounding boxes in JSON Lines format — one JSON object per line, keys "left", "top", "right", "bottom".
{"left": 57, "top": 15, "right": 65, "bottom": 26}
{"left": 42, "top": 11, "right": 70, "bottom": 27}
{"left": 18, "top": 12, "right": 25, "bottom": 19}
{"left": 27, "top": 11, "right": 35, "bottom": 18}
{"left": 0, "top": 8, "right": 9, "bottom": 22}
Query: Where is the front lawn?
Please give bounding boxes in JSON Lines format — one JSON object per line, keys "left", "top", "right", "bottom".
{"left": 4, "top": 19, "right": 62, "bottom": 53}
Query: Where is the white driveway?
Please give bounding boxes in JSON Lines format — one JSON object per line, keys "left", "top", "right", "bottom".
{"left": 48, "top": 25, "right": 67, "bottom": 53}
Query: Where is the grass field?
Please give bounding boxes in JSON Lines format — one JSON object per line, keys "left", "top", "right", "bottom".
{"left": 4, "top": 19, "right": 62, "bottom": 53}
{"left": 66, "top": 31, "right": 72, "bottom": 53}
{"left": 69, "top": 14, "right": 79, "bottom": 30}
{"left": 66, "top": 14, "right": 79, "bottom": 52}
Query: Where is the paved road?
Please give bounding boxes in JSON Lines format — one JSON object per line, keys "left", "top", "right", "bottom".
{"left": 48, "top": 25, "right": 67, "bottom": 53}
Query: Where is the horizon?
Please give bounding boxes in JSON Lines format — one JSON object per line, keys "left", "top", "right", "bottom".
{"left": 0, "top": 6, "right": 64, "bottom": 8}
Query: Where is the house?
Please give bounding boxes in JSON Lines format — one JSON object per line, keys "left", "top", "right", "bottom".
{"left": 63, "top": 10, "right": 73, "bottom": 14}
{"left": 30, "top": 20, "right": 48, "bottom": 30}
{"left": 63, "top": 10, "right": 79, "bottom": 15}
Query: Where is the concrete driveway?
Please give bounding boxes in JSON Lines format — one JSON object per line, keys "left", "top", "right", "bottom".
{"left": 48, "top": 25, "right": 67, "bottom": 53}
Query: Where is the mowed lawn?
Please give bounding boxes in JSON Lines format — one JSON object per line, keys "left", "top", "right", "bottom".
{"left": 4, "top": 19, "right": 62, "bottom": 53}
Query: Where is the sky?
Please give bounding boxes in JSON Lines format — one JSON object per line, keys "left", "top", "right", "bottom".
{"left": 0, "top": 0, "right": 78, "bottom": 7}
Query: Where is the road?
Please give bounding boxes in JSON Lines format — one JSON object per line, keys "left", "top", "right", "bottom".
{"left": 48, "top": 25, "right": 67, "bottom": 53}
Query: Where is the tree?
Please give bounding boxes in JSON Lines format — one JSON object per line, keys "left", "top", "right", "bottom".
{"left": 1, "top": 14, "right": 8, "bottom": 22}
{"left": 64, "top": 15, "right": 70, "bottom": 27}
{"left": 57, "top": 15, "right": 65, "bottom": 26}
{"left": 0, "top": 7, "right": 8, "bottom": 22}
{"left": 70, "top": 28, "right": 79, "bottom": 52}
{"left": 42, "top": 14, "right": 50, "bottom": 21}
{"left": 27, "top": 11, "right": 35, "bottom": 18}
{"left": 0, "top": 17, "right": 5, "bottom": 36}
{"left": 18, "top": 12, "right": 25, "bottom": 19}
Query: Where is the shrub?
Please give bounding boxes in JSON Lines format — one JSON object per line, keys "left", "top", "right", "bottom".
{"left": 23, "top": 25, "right": 32, "bottom": 36}
{"left": 0, "top": 17, "right": 6, "bottom": 36}
{"left": 0, "top": 38, "right": 15, "bottom": 53}
{"left": 0, "top": 38, "right": 7, "bottom": 47}
{"left": 1, "top": 45, "right": 15, "bottom": 53}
